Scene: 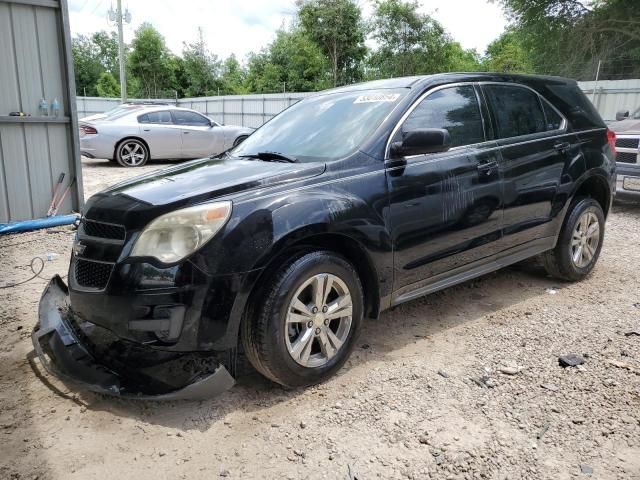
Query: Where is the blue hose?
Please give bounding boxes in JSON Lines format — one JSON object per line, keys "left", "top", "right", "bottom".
{"left": 0, "top": 214, "right": 79, "bottom": 235}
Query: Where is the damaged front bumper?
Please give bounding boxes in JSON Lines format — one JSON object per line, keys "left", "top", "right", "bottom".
{"left": 31, "top": 276, "right": 235, "bottom": 400}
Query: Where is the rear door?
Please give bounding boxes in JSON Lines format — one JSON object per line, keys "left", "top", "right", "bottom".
{"left": 481, "top": 83, "right": 578, "bottom": 247}
{"left": 171, "top": 110, "right": 223, "bottom": 158}
{"left": 386, "top": 84, "right": 504, "bottom": 292}
{"left": 138, "top": 110, "right": 182, "bottom": 159}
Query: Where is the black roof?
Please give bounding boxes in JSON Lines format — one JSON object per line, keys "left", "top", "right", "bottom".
{"left": 328, "top": 72, "right": 577, "bottom": 94}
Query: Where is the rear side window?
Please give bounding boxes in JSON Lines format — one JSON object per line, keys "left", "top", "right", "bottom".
{"left": 138, "top": 111, "right": 172, "bottom": 124}
{"left": 402, "top": 85, "right": 485, "bottom": 148}
{"left": 484, "top": 85, "right": 546, "bottom": 138}
{"left": 172, "top": 110, "right": 211, "bottom": 126}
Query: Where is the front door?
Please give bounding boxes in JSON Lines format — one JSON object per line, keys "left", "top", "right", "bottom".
{"left": 386, "top": 84, "right": 504, "bottom": 294}
{"left": 171, "top": 110, "right": 224, "bottom": 158}
{"left": 138, "top": 110, "right": 182, "bottom": 159}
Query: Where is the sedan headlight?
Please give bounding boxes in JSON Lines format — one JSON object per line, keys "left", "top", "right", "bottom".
{"left": 131, "top": 202, "right": 232, "bottom": 263}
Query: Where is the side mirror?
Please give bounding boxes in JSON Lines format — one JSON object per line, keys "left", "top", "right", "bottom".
{"left": 391, "top": 128, "right": 451, "bottom": 157}
{"left": 616, "top": 110, "right": 630, "bottom": 121}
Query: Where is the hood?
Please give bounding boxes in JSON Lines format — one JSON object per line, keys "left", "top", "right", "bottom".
{"left": 609, "top": 119, "right": 640, "bottom": 135}
{"left": 83, "top": 157, "right": 325, "bottom": 226}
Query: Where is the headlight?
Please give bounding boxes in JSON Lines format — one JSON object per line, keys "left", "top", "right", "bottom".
{"left": 131, "top": 201, "right": 232, "bottom": 263}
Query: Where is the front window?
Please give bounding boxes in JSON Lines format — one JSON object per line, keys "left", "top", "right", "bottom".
{"left": 400, "top": 85, "right": 485, "bottom": 148}
{"left": 172, "top": 110, "right": 211, "bottom": 127}
{"left": 633, "top": 107, "right": 640, "bottom": 119}
{"left": 233, "top": 89, "right": 408, "bottom": 162}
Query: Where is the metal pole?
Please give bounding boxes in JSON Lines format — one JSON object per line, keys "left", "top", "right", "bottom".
{"left": 591, "top": 59, "right": 601, "bottom": 104}
{"left": 117, "top": 0, "right": 127, "bottom": 102}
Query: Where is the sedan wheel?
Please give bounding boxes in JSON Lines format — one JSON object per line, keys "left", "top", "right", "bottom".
{"left": 116, "top": 140, "right": 149, "bottom": 167}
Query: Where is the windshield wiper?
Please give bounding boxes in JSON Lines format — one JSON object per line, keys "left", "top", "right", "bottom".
{"left": 239, "top": 151, "right": 298, "bottom": 163}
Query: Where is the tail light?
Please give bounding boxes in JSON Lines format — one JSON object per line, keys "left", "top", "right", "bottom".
{"left": 80, "top": 125, "right": 97, "bottom": 135}
{"left": 607, "top": 129, "right": 617, "bottom": 159}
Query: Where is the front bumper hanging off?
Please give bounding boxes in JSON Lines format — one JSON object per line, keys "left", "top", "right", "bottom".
{"left": 31, "top": 276, "right": 235, "bottom": 400}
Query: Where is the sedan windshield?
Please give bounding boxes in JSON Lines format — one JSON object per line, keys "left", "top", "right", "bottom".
{"left": 232, "top": 89, "right": 408, "bottom": 162}
{"left": 634, "top": 107, "right": 640, "bottom": 119}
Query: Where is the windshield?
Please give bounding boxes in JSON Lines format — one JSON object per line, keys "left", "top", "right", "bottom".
{"left": 634, "top": 107, "right": 640, "bottom": 119}
{"left": 232, "top": 88, "right": 407, "bottom": 162}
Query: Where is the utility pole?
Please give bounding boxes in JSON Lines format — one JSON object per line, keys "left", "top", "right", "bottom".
{"left": 109, "top": 1, "right": 131, "bottom": 103}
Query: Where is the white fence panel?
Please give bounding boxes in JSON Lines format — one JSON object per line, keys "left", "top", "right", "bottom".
{"left": 76, "top": 82, "right": 640, "bottom": 127}
{"left": 579, "top": 79, "right": 640, "bottom": 122}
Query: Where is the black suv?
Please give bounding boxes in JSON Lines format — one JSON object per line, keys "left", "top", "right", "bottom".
{"left": 34, "top": 73, "right": 616, "bottom": 399}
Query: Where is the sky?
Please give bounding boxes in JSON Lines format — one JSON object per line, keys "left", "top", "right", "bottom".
{"left": 67, "top": 0, "right": 508, "bottom": 60}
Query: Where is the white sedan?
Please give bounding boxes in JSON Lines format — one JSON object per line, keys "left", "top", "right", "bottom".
{"left": 79, "top": 105, "right": 254, "bottom": 167}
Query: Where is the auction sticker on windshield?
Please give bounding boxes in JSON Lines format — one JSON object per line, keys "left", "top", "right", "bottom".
{"left": 354, "top": 93, "right": 401, "bottom": 104}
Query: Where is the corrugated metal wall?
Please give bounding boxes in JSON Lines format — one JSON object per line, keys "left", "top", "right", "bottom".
{"left": 76, "top": 93, "right": 315, "bottom": 128}
{"left": 76, "top": 81, "right": 640, "bottom": 128}
{"left": 580, "top": 79, "right": 640, "bottom": 122}
{"left": 0, "top": 0, "right": 82, "bottom": 224}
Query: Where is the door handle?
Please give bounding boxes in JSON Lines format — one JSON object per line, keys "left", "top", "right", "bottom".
{"left": 477, "top": 161, "right": 498, "bottom": 174}
{"left": 554, "top": 141, "right": 570, "bottom": 151}
{"left": 143, "top": 128, "right": 150, "bottom": 132}
{"left": 183, "top": 131, "right": 190, "bottom": 134}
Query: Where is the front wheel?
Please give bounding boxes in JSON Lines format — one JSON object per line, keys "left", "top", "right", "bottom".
{"left": 242, "top": 251, "right": 364, "bottom": 387}
{"left": 542, "top": 197, "right": 605, "bottom": 281}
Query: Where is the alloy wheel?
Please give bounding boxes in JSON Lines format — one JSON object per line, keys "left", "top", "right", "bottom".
{"left": 571, "top": 211, "right": 600, "bottom": 268}
{"left": 120, "top": 141, "right": 146, "bottom": 166}
{"left": 285, "top": 273, "right": 353, "bottom": 368}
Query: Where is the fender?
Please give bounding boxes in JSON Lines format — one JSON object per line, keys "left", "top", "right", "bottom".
{"left": 210, "top": 187, "right": 393, "bottom": 350}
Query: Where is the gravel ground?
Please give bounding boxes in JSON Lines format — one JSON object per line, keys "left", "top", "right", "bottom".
{"left": 1, "top": 158, "right": 639, "bottom": 480}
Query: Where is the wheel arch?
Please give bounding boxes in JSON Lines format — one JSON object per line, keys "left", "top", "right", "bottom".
{"left": 571, "top": 171, "right": 612, "bottom": 218}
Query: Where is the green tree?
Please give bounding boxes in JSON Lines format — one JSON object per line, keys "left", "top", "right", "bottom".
{"left": 367, "top": 0, "right": 482, "bottom": 79}
{"left": 91, "top": 31, "right": 119, "bottom": 78}
{"left": 72, "top": 34, "right": 102, "bottom": 96}
{"left": 484, "top": 29, "right": 532, "bottom": 73}
{"left": 128, "top": 23, "right": 176, "bottom": 97}
{"left": 182, "top": 28, "right": 223, "bottom": 97}
{"left": 494, "top": 0, "right": 640, "bottom": 79}
{"left": 221, "top": 54, "right": 248, "bottom": 94}
{"left": 96, "top": 71, "right": 121, "bottom": 97}
{"left": 298, "top": 0, "right": 367, "bottom": 86}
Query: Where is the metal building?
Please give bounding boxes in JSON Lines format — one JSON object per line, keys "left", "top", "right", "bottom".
{"left": 0, "top": 0, "right": 82, "bottom": 224}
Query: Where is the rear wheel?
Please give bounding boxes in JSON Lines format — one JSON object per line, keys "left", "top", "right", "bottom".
{"left": 242, "top": 251, "right": 363, "bottom": 387}
{"left": 115, "top": 139, "right": 149, "bottom": 167}
{"left": 542, "top": 197, "right": 605, "bottom": 281}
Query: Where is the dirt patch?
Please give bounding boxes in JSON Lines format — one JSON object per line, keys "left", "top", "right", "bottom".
{"left": 1, "top": 158, "right": 639, "bottom": 479}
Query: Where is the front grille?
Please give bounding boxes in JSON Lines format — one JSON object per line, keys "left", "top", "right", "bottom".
{"left": 74, "top": 259, "right": 113, "bottom": 290}
{"left": 616, "top": 138, "right": 640, "bottom": 149}
{"left": 617, "top": 152, "right": 638, "bottom": 164}
{"left": 82, "top": 219, "right": 125, "bottom": 241}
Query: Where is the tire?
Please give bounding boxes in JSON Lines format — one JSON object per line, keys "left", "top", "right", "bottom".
{"left": 115, "top": 139, "right": 149, "bottom": 167}
{"left": 233, "top": 135, "right": 248, "bottom": 147}
{"left": 542, "top": 197, "right": 605, "bottom": 281}
{"left": 242, "top": 251, "right": 364, "bottom": 388}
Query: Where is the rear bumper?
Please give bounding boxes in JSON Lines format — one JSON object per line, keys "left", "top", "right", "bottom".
{"left": 32, "top": 276, "right": 235, "bottom": 400}
{"left": 615, "top": 163, "right": 640, "bottom": 202}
